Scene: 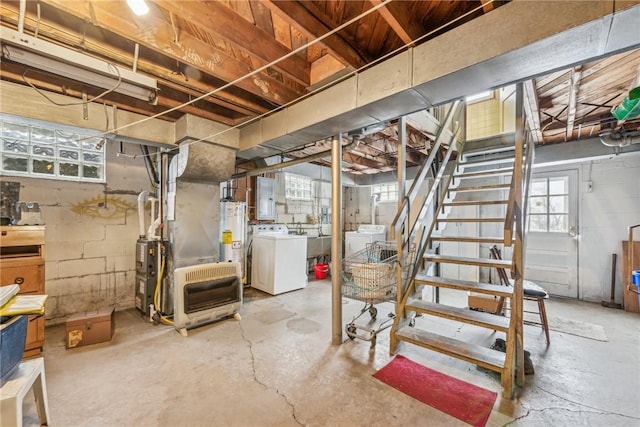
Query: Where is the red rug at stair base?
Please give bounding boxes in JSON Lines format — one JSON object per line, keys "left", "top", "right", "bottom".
{"left": 373, "top": 355, "right": 497, "bottom": 427}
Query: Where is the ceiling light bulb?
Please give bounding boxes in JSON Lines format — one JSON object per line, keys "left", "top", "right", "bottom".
{"left": 127, "top": 0, "right": 149, "bottom": 16}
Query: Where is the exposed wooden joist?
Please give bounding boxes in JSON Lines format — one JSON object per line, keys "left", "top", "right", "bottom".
{"left": 154, "top": 0, "right": 310, "bottom": 87}
{"left": 41, "top": 0, "right": 303, "bottom": 106}
{"left": 523, "top": 80, "right": 544, "bottom": 144}
{"left": 480, "top": 0, "right": 496, "bottom": 13}
{"left": 265, "top": 0, "right": 367, "bottom": 69}
{"left": 0, "top": 5, "right": 270, "bottom": 117}
{"left": 565, "top": 66, "right": 583, "bottom": 141}
{"left": 368, "top": 0, "right": 412, "bottom": 45}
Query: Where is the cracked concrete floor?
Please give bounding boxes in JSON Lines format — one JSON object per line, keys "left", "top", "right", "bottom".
{"left": 17, "top": 279, "right": 640, "bottom": 426}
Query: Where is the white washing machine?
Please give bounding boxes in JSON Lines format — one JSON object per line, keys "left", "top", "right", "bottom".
{"left": 251, "top": 224, "right": 308, "bottom": 295}
{"left": 345, "top": 224, "right": 386, "bottom": 257}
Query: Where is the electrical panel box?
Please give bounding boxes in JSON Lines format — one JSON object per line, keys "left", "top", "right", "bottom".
{"left": 256, "top": 176, "right": 276, "bottom": 220}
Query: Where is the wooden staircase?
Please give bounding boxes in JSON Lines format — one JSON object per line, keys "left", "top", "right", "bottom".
{"left": 388, "top": 85, "right": 535, "bottom": 399}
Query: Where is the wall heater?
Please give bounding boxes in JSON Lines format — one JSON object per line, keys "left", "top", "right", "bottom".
{"left": 173, "top": 262, "right": 242, "bottom": 334}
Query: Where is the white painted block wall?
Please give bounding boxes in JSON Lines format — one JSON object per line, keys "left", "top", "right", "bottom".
{"left": 574, "top": 153, "right": 640, "bottom": 303}
{"left": 4, "top": 142, "right": 151, "bottom": 323}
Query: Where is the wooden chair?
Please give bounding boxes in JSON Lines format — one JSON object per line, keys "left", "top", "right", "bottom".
{"left": 490, "top": 245, "right": 550, "bottom": 345}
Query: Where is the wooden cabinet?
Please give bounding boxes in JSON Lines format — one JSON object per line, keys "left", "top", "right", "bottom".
{"left": 622, "top": 240, "right": 640, "bottom": 313}
{"left": 0, "top": 225, "right": 46, "bottom": 358}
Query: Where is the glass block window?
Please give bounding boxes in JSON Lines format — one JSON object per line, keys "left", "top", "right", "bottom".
{"left": 528, "top": 176, "right": 569, "bottom": 232}
{"left": 0, "top": 114, "right": 105, "bottom": 182}
{"left": 285, "top": 173, "right": 312, "bottom": 200}
{"left": 372, "top": 182, "right": 398, "bottom": 202}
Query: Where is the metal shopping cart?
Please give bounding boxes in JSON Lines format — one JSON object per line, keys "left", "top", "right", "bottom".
{"left": 341, "top": 241, "right": 414, "bottom": 348}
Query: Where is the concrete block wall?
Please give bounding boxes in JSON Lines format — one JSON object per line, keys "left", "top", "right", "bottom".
{"left": 2, "top": 141, "right": 151, "bottom": 324}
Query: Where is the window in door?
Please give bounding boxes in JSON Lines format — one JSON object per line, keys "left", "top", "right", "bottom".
{"left": 528, "top": 176, "right": 569, "bottom": 232}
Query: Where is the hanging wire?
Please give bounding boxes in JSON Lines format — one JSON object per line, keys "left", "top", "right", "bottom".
{"left": 29, "top": 0, "right": 496, "bottom": 159}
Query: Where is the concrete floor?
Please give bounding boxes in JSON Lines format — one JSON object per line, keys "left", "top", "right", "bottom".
{"left": 18, "top": 279, "right": 640, "bottom": 426}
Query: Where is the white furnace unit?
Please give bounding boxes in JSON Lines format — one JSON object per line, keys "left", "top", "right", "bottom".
{"left": 251, "top": 224, "right": 307, "bottom": 295}
{"left": 345, "top": 224, "right": 386, "bottom": 257}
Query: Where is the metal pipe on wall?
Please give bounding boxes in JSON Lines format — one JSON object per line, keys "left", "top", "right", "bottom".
{"left": 331, "top": 133, "right": 343, "bottom": 345}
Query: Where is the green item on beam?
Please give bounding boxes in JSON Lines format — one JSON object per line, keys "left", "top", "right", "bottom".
{"left": 629, "top": 86, "right": 640, "bottom": 100}
{"left": 611, "top": 96, "right": 640, "bottom": 120}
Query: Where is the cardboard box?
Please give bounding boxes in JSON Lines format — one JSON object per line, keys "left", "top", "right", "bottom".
{"left": 66, "top": 307, "right": 115, "bottom": 349}
{"left": 468, "top": 293, "right": 501, "bottom": 313}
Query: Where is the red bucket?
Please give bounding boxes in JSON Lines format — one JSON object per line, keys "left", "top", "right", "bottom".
{"left": 314, "top": 263, "right": 329, "bottom": 280}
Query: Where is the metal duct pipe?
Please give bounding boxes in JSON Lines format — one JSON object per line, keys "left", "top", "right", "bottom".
{"left": 231, "top": 136, "right": 360, "bottom": 179}
{"left": 599, "top": 130, "right": 640, "bottom": 148}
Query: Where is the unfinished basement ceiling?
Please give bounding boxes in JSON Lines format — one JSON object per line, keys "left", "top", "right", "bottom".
{"left": 0, "top": 1, "right": 639, "bottom": 175}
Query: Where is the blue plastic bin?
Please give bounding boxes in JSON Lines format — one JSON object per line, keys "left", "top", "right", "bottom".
{"left": 633, "top": 270, "right": 640, "bottom": 306}
{"left": 0, "top": 315, "right": 27, "bottom": 387}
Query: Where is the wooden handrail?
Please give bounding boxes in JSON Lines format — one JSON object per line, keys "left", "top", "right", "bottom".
{"left": 390, "top": 100, "right": 461, "bottom": 239}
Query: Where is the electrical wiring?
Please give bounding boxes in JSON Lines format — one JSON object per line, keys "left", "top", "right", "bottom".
{"left": 20, "top": 63, "right": 123, "bottom": 107}
{"left": 37, "top": 0, "right": 494, "bottom": 160}
{"left": 122, "top": 0, "right": 494, "bottom": 159}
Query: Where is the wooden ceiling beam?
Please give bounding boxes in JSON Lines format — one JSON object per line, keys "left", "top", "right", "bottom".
{"left": 480, "top": 0, "right": 496, "bottom": 13}
{"left": 523, "top": 80, "right": 544, "bottom": 144}
{"left": 40, "top": 0, "right": 303, "bottom": 106}
{"left": 565, "top": 66, "right": 583, "bottom": 141}
{"left": 264, "top": 0, "right": 367, "bottom": 69}
{"left": 368, "top": 0, "right": 412, "bottom": 45}
{"left": 342, "top": 151, "right": 392, "bottom": 169}
{"left": 0, "top": 5, "right": 270, "bottom": 117}
{"left": 154, "top": 0, "right": 310, "bottom": 87}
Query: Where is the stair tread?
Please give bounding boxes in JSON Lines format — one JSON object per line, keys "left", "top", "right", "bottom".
{"left": 415, "top": 275, "right": 514, "bottom": 297}
{"left": 459, "top": 157, "right": 515, "bottom": 168}
{"left": 454, "top": 167, "right": 514, "bottom": 178}
{"left": 437, "top": 217, "right": 505, "bottom": 223}
{"left": 406, "top": 299, "right": 510, "bottom": 332}
{"left": 423, "top": 254, "right": 512, "bottom": 269}
{"left": 442, "top": 200, "right": 508, "bottom": 206}
{"left": 431, "top": 235, "right": 510, "bottom": 243}
{"left": 395, "top": 326, "right": 506, "bottom": 372}
{"left": 450, "top": 183, "right": 511, "bottom": 192}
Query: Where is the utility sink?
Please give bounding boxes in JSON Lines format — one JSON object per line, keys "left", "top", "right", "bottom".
{"left": 306, "top": 236, "right": 332, "bottom": 258}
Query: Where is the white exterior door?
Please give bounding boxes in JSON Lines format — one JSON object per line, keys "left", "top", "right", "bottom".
{"left": 525, "top": 170, "right": 578, "bottom": 297}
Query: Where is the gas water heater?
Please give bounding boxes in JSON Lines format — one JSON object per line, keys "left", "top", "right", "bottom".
{"left": 220, "top": 199, "right": 246, "bottom": 281}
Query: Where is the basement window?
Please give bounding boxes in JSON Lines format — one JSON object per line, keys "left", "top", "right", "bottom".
{"left": 285, "top": 173, "right": 312, "bottom": 200}
{"left": 527, "top": 177, "right": 569, "bottom": 233}
{"left": 0, "top": 114, "right": 105, "bottom": 182}
{"left": 373, "top": 182, "right": 397, "bottom": 202}
{"left": 465, "top": 90, "right": 494, "bottom": 104}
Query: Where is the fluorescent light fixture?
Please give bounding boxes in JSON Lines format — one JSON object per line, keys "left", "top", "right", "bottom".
{"left": 1, "top": 27, "right": 158, "bottom": 103}
{"left": 127, "top": 0, "right": 149, "bottom": 16}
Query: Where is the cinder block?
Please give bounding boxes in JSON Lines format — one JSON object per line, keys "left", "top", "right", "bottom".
{"left": 106, "top": 224, "right": 137, "bottom": 241}
{"left": 58, "top": 258, "right": 106, "bottom": 278}
{"left": 48, "top": 223, "right": 105, "bottom": 242}
{"left": 107, "top": 255, "right": 135, "bottom": 273}
{"left": 46, "top": 241, "right": 84, "bottom": 261}
{"left": 45, "top": 261, "right": 58, "bottom": 281}
{"left": 83, "top": 240, "right": 129, "bottom": 258}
